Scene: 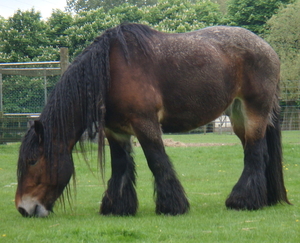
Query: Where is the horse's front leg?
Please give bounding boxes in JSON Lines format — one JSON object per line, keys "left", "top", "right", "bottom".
{"left": 100, "top": 131, "right": 138, "bottom": 216}
{"left": 132, "top": 119, "right": 189, "bottom": 215}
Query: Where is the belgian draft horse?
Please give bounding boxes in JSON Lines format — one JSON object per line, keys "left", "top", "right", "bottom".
{"left": 15, "top": 23, "right": 290, "bottom": 217}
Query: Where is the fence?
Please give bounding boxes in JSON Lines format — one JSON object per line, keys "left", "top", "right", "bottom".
{"left": 0, "top": 48, "right": 69, "bottom": 143}
{"left": 0, "top": 54, "right": 299, "bottom": 143}
{"left": 209, "top": 85, "right": 300, "bottom": 135}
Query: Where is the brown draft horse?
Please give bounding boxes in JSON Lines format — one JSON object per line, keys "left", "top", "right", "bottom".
{"left": 15, "top": 23, "right": 290, "bottom": 217}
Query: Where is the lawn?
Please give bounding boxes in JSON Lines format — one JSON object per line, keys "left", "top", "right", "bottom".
{"left": 0, "top": 132, "right": 299, "bottom": 242}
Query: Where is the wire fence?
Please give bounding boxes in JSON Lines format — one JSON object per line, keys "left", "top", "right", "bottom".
{"left": 0, "top": 49, "right": 69, "bottom": 143}
{"left": 0, "top": 61, "right": 299, "bottom": 143}
{"left": 0, "top": 71, "right": 61, "bottom": 143}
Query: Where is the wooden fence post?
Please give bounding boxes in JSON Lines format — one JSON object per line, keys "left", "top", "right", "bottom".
{"left": 0, "top": 70, "right": 3, "bottom": 114}
{"left": 44, "top": 69, "right": 47, "bottom": 105}
{"left": 60, "top": 47, "right": 69, "bottom": 75}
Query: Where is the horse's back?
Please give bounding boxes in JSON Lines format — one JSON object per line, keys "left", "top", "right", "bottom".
{"left": 156, "top": 26, "right": 279, "bottom": 70}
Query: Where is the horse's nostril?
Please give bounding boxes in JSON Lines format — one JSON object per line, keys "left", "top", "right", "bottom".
{"left": 18, "top": 207, "right": 30, "bottom": 217}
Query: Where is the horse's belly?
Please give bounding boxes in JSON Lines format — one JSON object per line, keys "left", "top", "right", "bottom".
{"left": 160, "top": 109, "right": 222, "bottom": 133}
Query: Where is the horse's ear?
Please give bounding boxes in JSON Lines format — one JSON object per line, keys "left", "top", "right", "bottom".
{"left": 34, "top": 120, "right": 44, "bottom": 143}
{"left": 28, "top": 120, "right": 35, "bottom": 127}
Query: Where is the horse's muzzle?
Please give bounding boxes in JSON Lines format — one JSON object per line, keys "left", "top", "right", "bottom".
{"left": 17, "top": 196, "right": 50, "bottom": 217}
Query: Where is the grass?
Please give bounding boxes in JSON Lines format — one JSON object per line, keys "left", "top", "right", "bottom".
{"left": 0, "top": 132, "right": 299, "bottom": 242}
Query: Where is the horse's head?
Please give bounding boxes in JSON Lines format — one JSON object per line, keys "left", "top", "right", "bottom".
{"left": 15, "top": 120, "right": 74, "bottom": 217}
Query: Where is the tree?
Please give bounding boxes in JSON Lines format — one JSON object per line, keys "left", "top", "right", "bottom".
{"left": 266, "top": 0, "right": 300, "bottom": 100}
{"left": 0, "top": 9, "right": 52, "bottom": 62}
{"left": 0, "top": 17, "right": 7, "bottom": 61}
{"left": 265, "top": 0, "right": 300, "bottom": 130}
{"left": 47, "top": 10, "right": 74, "bottom": 49}
{"left": 64, "top": 0, "right": 223, "bottom": 58}
{"left": 213, "top": 0, "right": 228, "bottom": 14}
{"left": 226, "top": 0, "right": 294, "bottom": 34}
{"left": 65, "top": 7, "right": 119, "bottom": 57}
{"left": 109, "top": 3, "right": 144, "bottom": 23}
{"left": 142, "top": 0, "right": 222, "bottom": 33}
{"left": 66, "top": 0, "right": 158, "bottom": 13}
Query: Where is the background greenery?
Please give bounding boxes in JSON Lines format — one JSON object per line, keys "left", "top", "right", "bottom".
{"left": 0, "top": 133, "right": 299, "bottom": 242}
{"left": 0, "top": 0, "right": 298, "bottom": 74}
{"left": 0, "top": 0, "right": 299, "bottom": 113}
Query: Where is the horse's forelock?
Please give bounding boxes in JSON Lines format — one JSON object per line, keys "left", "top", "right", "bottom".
{"left": 17, "top": 128, "right": 38, "bottom": 181}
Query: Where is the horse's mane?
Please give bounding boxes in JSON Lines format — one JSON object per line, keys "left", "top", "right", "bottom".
{"left": 34, "top": 23, "right": 154, "bottom": 172}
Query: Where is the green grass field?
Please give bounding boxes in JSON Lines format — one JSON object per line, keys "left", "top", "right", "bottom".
{"left": 0, "top": 132, "right": 299, "bottom": 242}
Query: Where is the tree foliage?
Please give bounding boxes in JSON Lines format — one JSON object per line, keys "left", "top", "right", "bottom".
{"left": 47, "top": 10, "right": 74, "bottom": 49}
{"left": 266, "top": 0, "right": 300, "bottom": 64}
{"left": 64, "top": 0, "right": 222, "bottom": 56}
{"left": 266, "top": 0, "right": 300, "bottom": 102}
{"left": 65, "top": 7, "right": 120, "bottom": 56}
{"left": 0, "top": 9, "right": 53, "bottom": 62}
{"left": 142, "top": 0, "right": 221, "bottom": 32}
{"left": 226, "top": 0, "right": 294, "bottom": 34}
{"left": 1, "top": 1, "right": 297, "bottom": 62}
{"left": 66, "top": 0, "right": 158, "bottom": 12}
{"left": 0, "top": 0, "right": 299, "bottom": 112}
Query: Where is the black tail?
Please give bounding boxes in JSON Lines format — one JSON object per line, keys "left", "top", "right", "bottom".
{"left": 265, "top": 104, "right": 290, "bottom": 206}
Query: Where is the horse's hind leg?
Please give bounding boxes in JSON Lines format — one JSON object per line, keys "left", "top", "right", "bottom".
{"left": 226, "top": 99, "right": 270, "bottom": 210}
{"left": 132, "top": 118, "right": 189, "bottom": 215}
{"left": 100, "top": 130, "right": 138, "bottom": 215}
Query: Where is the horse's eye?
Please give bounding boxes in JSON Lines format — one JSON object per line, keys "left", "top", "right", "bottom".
{"left": 28, "top": 160, "right": 38, "bottom": 166}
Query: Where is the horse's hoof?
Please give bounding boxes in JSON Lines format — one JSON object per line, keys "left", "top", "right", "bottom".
{"left": 225, "top": 196, "right": 264, "bottom": 210}
{"left": 100, "top": 192, "right": 138, "bottom": 216}
{"left": 155, "top": 198, "right": 190, "bottom": 215}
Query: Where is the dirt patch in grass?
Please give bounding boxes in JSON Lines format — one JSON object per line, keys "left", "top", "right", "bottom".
{"left": 134, "top": 138, "right": 237, "bottom": 147}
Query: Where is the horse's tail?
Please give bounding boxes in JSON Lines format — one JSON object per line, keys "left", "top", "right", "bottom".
{"left": 265, "top": 91, "right": 290, "bottom": 206}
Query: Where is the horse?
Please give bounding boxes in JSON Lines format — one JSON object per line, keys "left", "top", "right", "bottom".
{"left": 15, "top": 23, "right": 290, "bottom": 217}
